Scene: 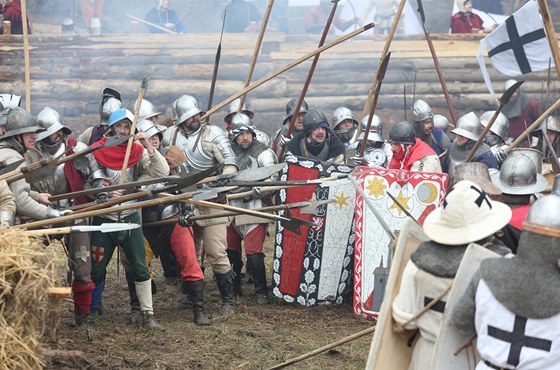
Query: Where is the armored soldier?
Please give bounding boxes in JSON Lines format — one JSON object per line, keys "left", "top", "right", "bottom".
{"left": 433, "top": 114, "right": 450, "bottom": 134}
{"left": 332, "top": 106, "right": 359, "bottom": 151}
{"left": 224, "top": 98, "right": 270, "bottom": 146}
{"left": 24, "top": 107, "right": 94, "bottom": 326}
{"left": 161, "top": 95, "right": 238, "bottom": 316}
{"left": 453, "top": 194, "right": 560, "bottom": 370}
{"left": 78, "top": 88, "right": 123, "bottom": 145}
{"left": 502, "top": 79, "right": 543, "bottom": 145}
{"left": 411, "top": 99, "right": 450, "bottom": 157}
{"left": 530, "top": 116, "right": 560, "bottom": 164}
{"left": 479, "top": 110, "right": 510, "bottom": 165}
{"left": 352, "top": 114, "right": 392, "bottom": 168}
{"left": 393, "top": 180, "right": 511, "bottom": 370}
{"left": 0, "top": 94, "right": 22, "bottom": 135}
{"left": 270, "top": 97, "right": 309, "bottom": 157}
{"left": 443, "top": 112, "right": 497, "bottom": 179}
{"left": 226, "top": 113, "right": 278, "bottom": 304}
{"left": 284, "top": 109, "right": 346, "bottom": 165}
{"left": 86, "top": 108, "right": 169, "bottom": 330}
{"left": 0, "top": 107, "right": 69, "bottom": 221}
{"left": 388, "top": 121, "right": 442, "bottom": 172}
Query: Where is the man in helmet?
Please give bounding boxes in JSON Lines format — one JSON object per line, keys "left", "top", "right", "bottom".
{"left": 284, "top": 108, "right": 346, "bottom": 165}
{"left": 78, "top": 88, "right": 123, "bottom": 145}
{"left": 224, "top": 98, "right": 270, "bottom": 146}
{"left": 433, "top": 114, "right": 450, "bottom": 133}
{"left": 332, "top": 106, "right": 359, "bottom": 151}
{"left": 145, "top": 0, "right": 185, "bottom": 33}
{"left": 443, "top": 112, "right": 497, "bottom": 178}
{"left": 161, "top": 94, "right": 238, "bottom": 316}
{"left": 0, "top": 107, "right": 70, "bottom": 221}
{"left": 225, "top": 113, "right": 278, "bottom": 305}
{"left": 85, "top": 108, "right": 170, "bottom": 330}
{"left": 411, "top": 99, "right": 450, "bottom": 157}
{"left": 502, "top": 79, "right": 543, "bottom": 146}
{"left": 530, "top": 116, "right": 560, "bottom": 164}
{"left": 479, "top": 110, "right": 510, "bottom": 166}
{"left": 388, "top": 121, "right": 442, "bottom": 172}
{"left": 394, "top": 180, "right": 511, "bottom": 370}
{"left": 270, "top": 97, "right": 309, "bottom": 157}
{"left": 351, "top": 114, "right": 392, "bottom": 168}
{"left": 490, "top": 150, "right": 548, "bottom": 253}
{"left": 453, "top": 193, "right": 560, "bottom": 370}
{"left": 22, "top": 107, "right": 96, "bottom": 326}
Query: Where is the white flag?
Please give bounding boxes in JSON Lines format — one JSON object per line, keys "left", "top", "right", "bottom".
{"left": 477, "top": 0, "right": 554, "bottom": 96}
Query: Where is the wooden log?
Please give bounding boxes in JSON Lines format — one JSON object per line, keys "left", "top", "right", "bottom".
{"left": 47, "top": 287, "right": 72, "bottom": 297}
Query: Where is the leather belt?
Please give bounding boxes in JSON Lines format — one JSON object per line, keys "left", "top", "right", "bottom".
{"left": 483, "top": 359, "right": 509, "bottom": 370}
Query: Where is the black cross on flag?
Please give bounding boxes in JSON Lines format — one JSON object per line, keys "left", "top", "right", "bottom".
{"left": 478, "top": 0, "right": 554, "bottom": 94}
{"left": 488, "top": 315, "right": 552, "bottom": 366}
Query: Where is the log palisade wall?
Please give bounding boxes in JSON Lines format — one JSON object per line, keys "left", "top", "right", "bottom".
{"left": 0, "top": 32, "right": 556, "bottom": 136}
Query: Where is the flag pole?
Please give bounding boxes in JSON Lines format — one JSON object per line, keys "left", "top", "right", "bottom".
{"left": 538, "top": 0, "right": 560, "bottom": 80}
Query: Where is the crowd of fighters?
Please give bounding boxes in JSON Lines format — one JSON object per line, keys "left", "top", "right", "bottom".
{"left": 0, "top": 77, "right": 559, "bottom": 366}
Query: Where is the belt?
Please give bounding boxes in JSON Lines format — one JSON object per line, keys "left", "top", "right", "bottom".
{"left": 483, "top": 359, "right": 510, "bottom": 370}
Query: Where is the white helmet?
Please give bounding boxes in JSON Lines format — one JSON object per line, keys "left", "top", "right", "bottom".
{"left": 479, "top": 111, "right": 509, "bottom": 141}
{"left": 332, "top": 107, "right": 357, "bottom": 128}
{"left": 358, "top": 114, "right": 383, "bottom": 143}
{"left": 433, "top": 114, "right": 450, "bottom": 133}
{"left": 137, "top": 119, "right": 163, "bottom": 140}
{"left": 136, "top": 99, "right": 162, "bottom": 121}
{"left": 230, "top": 113, "right": 256, "bottom": 139}
{"left": 451, "top": 112, "right": 481, "bottom": 141}
{"left": 412, "top": 99, "right": 433, "bottom": 122}
{"left": 225, "top": 98, "right": 254, "bottom": 124}
{"left": 175, "top": 95, "right": 202, "bottom": 125}
{"left": 36, "top": 107, "right": 72, "bottom": 142}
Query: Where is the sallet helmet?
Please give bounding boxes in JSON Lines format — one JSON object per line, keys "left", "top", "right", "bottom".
{"left": 175, "top": 95, "right": 202, "bottom": 125}
{"left": 36, "top": 107, "right": 72, "bottom": 142}
{"left": 136, "top": 99, "right": 162, "bottom": 121}
{"left": 451, "top": 112, "right": 481, "bottom": 141}
{"left": 479, "top": 111, "right": 509, "bottom": 141}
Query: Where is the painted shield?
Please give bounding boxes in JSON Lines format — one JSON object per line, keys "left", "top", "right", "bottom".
{"left": 353, "top": 167, "right": 449, "bottom": 318}
{"left": 272, "top": 155, "right": 354, "bottom": 306}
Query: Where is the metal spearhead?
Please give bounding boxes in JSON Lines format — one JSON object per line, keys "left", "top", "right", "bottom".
{"left": 500, "top": 80, "right": 524, "bottom": 107}
{"left": 71, "top": 223, "right": 141, "bottom": 233}
{"left": 232, "top": 162, "right": 287, "bottom": 182}
{"left": 417, "top": 0, "right": 426, "bottom": 25}
{"left": 0, "top": 159, "right": 24, "bottom": 176}
{"left": 278, "top": 208, "right": 317, "bottom": 235}
{"left": 191, "top": 186, "right": 238, "bottom": 201}
{"left": 299, "top": 196, "right": 336, "bottom": 215}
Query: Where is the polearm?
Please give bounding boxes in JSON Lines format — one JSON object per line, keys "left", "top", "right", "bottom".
{"left": 126, "top": 15, "right": 177, "bottom": 34}
{"left": 120, "top": 77, "right": 149, "bottom": 182}
{"left": 237, "top": 0, "right": 275, "bottom": 112}
{"left": 358, "top": 0, "right": 406, "bottom": 122}
{"left": 278, "top": 0, "right": 341, "bottom": 159}
{"left": 503, "top": 97, "right": 560, "bottom": 156}
{"left": 464, "top": 80, "right": 523, "bottom": 163}
{"left": 358, "top": 52, "right": 391, "bottom": 157}
{"left": 21, "top": 0, "right": 31, "bottom": 111}
{"left": 200, "top": 23, "right": 373, "bottom": 121}
{"left": 538, "top": 0, "right": 560, "bottom": 80}
{"left": 416, "top": 0, "right": 457, "bottom": 126}
{"left": 207, "top": 10, "right": 227, "bottom": 115}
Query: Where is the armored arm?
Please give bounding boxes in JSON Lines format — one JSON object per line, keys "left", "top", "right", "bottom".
{"left": 202, "top": 125, "right": 238, "bottom": 174}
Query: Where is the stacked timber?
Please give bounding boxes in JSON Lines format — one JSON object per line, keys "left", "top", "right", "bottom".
{"left": 0, "top": 32, "right": 555, "bottom": 136}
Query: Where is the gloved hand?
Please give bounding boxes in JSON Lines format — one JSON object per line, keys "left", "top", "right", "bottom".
{"left": 47, "top": 208, "right": 73, "bottom": 218}
{"left": 350, "top": 156, "right": 366, "bottom": 167}
{"left": 178, "top": 209, "right": 195, "bottom": 228}
{"left": 96, "top": 192, "right": 110, "bottom": 204}
{"left": 279, "top": 135, "right": 291, "bottom": 147}
{"left": 495, "top": 149, "right": 507, "bottom": 165}
{"left": 145, "top": 183, "right": 165, "bottom": 198}
{"left": 252, "top": 187, "right": 265, "bottom": 200}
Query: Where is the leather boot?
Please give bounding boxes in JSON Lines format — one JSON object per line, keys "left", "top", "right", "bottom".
{"left": 226, "top": 249, "right": 243, "bottom": 297}
{"left": 246, "top": 253, "right": 268, "bottom": 305}
{"left": 135, "top": 280, "right": 165, "bottom": 331}
{"left": 184, "top": 280, "right": 211, "bottom": 326}
{"left": 214, "top": 270, "right": 235, "bottom": 316}
{"left": 126, "top": 272, "right": 142, "bottom": 324}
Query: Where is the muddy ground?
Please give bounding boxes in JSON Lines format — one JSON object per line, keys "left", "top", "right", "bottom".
{"left": 44, "top": 236, "right": 376, "bottom": 370}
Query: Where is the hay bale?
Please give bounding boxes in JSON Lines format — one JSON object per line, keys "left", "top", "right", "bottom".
{"left": 0, "top": 228, "right": 58, "bottom": 369}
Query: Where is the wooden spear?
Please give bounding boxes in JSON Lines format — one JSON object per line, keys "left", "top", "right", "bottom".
{"left": 538, "top": 0, "right": 560, "bottom": 80}
{"left": 279, "top": 0, "right": 341, "bottom": 159}
{"left": 20, "top": 0, "right": 31, "bottom": 111}
{"left": 126, "top": 15, "right": 177, "bottom": 34}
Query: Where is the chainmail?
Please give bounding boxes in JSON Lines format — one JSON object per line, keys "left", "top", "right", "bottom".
{"left": 231, "top": 140, "right": 269, "bottom": 171}
{"left": 448, "top": 140, "right": 492, "bottom": 163}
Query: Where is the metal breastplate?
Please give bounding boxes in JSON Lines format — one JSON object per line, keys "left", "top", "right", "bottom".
{"left": 103, "top": 165, "right": 138, "bottom": 185}
{"left": 173, "top": 127, "right": 216, "bottom": 171}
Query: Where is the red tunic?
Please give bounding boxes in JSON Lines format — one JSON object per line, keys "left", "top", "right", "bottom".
{"left": 389, "top": 138, "right": 437, "bottom": 171}
{"left": 450, "top": 11, "right": 484, "bottom": 34}
{"left": 507, "top": 98, "right": 543, "bottom": 140}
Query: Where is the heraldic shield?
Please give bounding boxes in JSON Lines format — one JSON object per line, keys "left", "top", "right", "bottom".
{"left": 272, "top": 155, "right": 354, "bottom": 306}
{"left": 354, "top": 167, "right": 449, "bottom": 318}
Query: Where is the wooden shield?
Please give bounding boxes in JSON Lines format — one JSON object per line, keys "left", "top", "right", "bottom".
{"left": 272, "top": 156, "right": 354, "bottom": 306}
{"left": 430, "top": 243, "right": 499, "bottom": 369}
{"left": 366, "top": 218, "right": 429, "bottom": 370}
{"left": 353, "top": 167, "right": 449, "bottom": 318}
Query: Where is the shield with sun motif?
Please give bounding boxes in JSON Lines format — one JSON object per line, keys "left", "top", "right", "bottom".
{"left": 272, "top": 155, "right": 355, "bottom": 306}
{"left": 353, "top": 166, "right": 449, "bottom": 318}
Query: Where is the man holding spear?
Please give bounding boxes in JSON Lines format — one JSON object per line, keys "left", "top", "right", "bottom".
{"left": 85, "top": 108, "right": 169, "bottom": 330}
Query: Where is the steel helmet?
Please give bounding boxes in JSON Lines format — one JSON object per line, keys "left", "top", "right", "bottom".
{"left": 175, "top": 95, "right": 202, "bottom": 125}
{"left": 224, "top": 98, "right": 254, "bottom": 124}
{"left": 451, "top": 112, "right": 481, "bottom": 141}
{"left": 136, "top": 98, "right": 162, "bottom": 121}
{"left": 0, "top": 94, "right": 22, "bottom": 109}
{"left": 389, "top": 121, "right": 416, "bottom": 146}
{"left": 108, "top": 108, "right": 134, "bottom": 128}
{"left": 230, "top": 113, "right": 256, "bottom": 139}
{"left": 479, "top": 111, "right": 509, "bottom": 141}
{"left": 358, "top": 114, "right": 383, "bottom": 143}
{"left": 137, "top": 119, "right": 163, "bottom": 140}
{"left": 412, "top": 99, "right": 433, "bottom": 122}
{"left": 433, "top": 114, "right": 450, "bottom": 133}
{"left": 100, "top": 97, "right": 123, "bottom": 126}
{"left": 524, "top": 193, "right": 560, "bottom": 229}
{"left": 0, "top": 107, "right": 45, "bottom": 140}
{"left": 491, "top": 153, "right": 548, "bottom": 195}
{"left": 504, "top": 79, "right": 518, "bottom": 92}
{"left": 36, "top": 107, "right": 72, "bottom": 142}
{"left": 283, "top": 97, "right": 309, "bottom": 125}
{"left": 333, "top": 107, "right": 357, "bottom": 143}
{"left": 302, "top": 109, "right": 328, "bottom": 136}
{"left": 534, "top": 116, "right": 560, "bottom": 135}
